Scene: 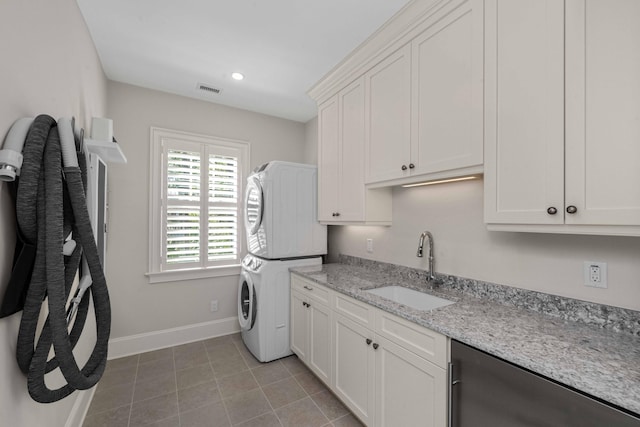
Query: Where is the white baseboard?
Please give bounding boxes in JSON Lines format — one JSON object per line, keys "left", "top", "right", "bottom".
{"left": 107, "top": 316, "right": 240, "bottom": 360}
{"left": 66, "top": 387, "right": 96, "bottom": 427}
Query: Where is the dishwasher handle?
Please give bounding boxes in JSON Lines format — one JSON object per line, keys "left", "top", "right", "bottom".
{"left": 448, "top": 362, "right": 460, "bottom": 427}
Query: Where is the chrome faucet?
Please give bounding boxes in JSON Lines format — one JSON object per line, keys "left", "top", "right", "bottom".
{"left": 417, "top": 231, "right": 436, "bottom": 284}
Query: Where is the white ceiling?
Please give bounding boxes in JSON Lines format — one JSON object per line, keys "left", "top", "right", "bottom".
{"left": 77, "top": 0, "right": 411, "bottom": 123}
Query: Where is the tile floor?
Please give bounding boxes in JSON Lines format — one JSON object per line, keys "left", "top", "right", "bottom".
{"left": 83, "top": 333, "right": 364, "bottom": 427}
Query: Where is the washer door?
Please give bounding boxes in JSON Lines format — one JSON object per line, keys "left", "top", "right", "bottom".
{"left": 244, "top": 176, "right": 263, "bottom": 236}
{"left": 238, "top": 270, "right": 257, "bottom": 331}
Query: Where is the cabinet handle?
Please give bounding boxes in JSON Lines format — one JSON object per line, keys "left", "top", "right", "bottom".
{"left": 401, "top": 165, "right": 408, "bottom": 171}
{"left": 303, "top": 285, "right": 313, "bottom": 291}
{"left": 547, "top": 207, "right": 557, "bottom": 215}
{"left": 566, "top": 205, "right": 578, "bottom": 214}
{"left": 409, "top": 163, "right": 415, "bottom": 169}
{"left": 372, "top": 343, "right": 379, "bottom": 350}
{"left": 366, "top": 338, "right": 372, "bottom": 346}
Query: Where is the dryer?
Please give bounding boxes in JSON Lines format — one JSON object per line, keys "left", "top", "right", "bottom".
{"left": 245, "top": 161, "right": 327, "bottom": 259}
{"left": 238, "top": 254, "right": 322, "bottom": 362}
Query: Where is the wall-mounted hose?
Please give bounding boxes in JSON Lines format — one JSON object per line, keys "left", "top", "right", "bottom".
{"left": 0, "top": 118, "right": 33, "bottom": 182}
{"left": 0, "top": 118, "right": 37, "bottom": 318}
{"left": 8, "top": 114, "right": 111, "bottom": 403}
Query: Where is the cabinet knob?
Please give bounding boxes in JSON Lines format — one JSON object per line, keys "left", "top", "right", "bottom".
{"left": 566, "top": 205, "right": 578, "bottom": 214}
{"left": 335, "top": 212, "right": 340, "bottom": 217}
{"left": 409, "top": 163, "right": 415, "bottom": 169}
{"left": 366, "top": 338, "right": 372, "bottom": 346}
{"left": 332, "top": 212, "right": 336, "bottom": 217}
{"left": 372, "top": 343, "right": 379, "bottom": 350}
{"left": 401, "top": 165, "right": 408, "bottom": 171}
{"left": 547, "top": 207, "right": 557, "bottom": 215}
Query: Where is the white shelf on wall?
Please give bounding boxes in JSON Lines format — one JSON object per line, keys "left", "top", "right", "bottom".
{"left": 85, "top": 138, "right": 127, "bottom": 164}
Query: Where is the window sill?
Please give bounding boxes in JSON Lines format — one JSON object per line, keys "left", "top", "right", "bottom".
{"left": 146, "top": 265, "right": 242, "bottom": 284}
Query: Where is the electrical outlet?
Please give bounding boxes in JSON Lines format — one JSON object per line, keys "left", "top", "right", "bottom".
{"left": 210, "top": 300, "right": 219, "bottom": 312}
{"left": 366, "top": 238, "right": 374, "bottom": 253}
{"left": 584, "top": 262, "right": 607, "bottom": 288}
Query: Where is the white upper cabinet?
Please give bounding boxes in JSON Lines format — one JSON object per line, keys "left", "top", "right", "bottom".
{"left": 310, "top": 0, "right": 484, "bottom": 197}
{"left": 365, "top": 0, "right": 484, "bottom": 187}
{"left": 485, "top": 0, "right": 640, "bottom": 235}
{"left": 365, "top": 45, "right": 412, "bottom": 184}
{"left": 318, "top": 78, "right": 392, "bottom": 225}
{"left": 410, "top": 0, "right": 483, "bottom": 178}
{"left": 564, "top": 0, "right": 640, "bottom": 227}
{"left": 484, "top": 0, "right": 565, "bottom": 225}
{"left": 318, "top": 95, "right": 340, "bottom": 222}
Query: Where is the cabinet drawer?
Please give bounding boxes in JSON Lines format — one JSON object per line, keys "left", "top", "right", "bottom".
{"left": 291, "top": 274, "right": 331, "bottom": 305}
{"left": 375, "top": 310, "right": 448, "bottom": 369}
{"left": 333, "top": 292, "right": 375, "bottom": 328}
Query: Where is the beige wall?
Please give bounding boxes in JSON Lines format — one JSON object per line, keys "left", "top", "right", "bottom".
{"left": 0, "top": 0, "right": 107, "bottom": 425}
{"left": 106, "top": 82, "right": 306, "bottom": 339}
{"left": 301, "top": 121, "right": 640, "bottom": 312}
{"left": 303, "top": 116, "right": 318, "bottom": 164}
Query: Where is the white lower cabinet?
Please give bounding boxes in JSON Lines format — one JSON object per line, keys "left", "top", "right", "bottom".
{"left": 375, "top": 335, "right": 447, "bottom": 427}
{"left": 333, "top": 313, "right": 376, "bottom": 425}
{"left": 290, "top": 290, "right": 309, "bottom": 361}
{"left": 308, "top": 301, "right": 332, "bottom": 384}
{"left": 290, "top": 286, "right": 332, "bottom": 385}
{"left": 291, "top": 274, "right": 449, "bottom": 427}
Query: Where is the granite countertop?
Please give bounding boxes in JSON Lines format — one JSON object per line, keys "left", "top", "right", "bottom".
{"left": 290, "top": 262, "right": 640, "bottom": 416}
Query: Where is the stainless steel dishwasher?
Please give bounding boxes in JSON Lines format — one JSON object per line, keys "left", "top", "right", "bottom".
{"left": 449, "top": 340, "right": 640, "bottom": 427}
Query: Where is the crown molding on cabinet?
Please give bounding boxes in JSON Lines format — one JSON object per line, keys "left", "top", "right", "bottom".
{"left": 307, "top": 0, "right": 449, "bottom": 105}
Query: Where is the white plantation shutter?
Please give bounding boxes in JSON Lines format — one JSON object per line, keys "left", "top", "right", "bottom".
{"left": 166, "top": 148, "right": 201, "bottom": 265}
{"left": 207, "top": 154, "right": 238, "bottom": 262}
{"left": 166, "top": 206, "right": 200, "bottom": 264}
{"left": 150, "top": 128, "right": 248, "bottom": 278}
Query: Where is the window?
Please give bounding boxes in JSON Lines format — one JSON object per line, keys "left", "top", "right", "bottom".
{"left": 148, "top": 127, "right": 249, "bottom": 283}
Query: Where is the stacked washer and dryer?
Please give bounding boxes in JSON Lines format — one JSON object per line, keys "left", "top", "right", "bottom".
{"left": 238, "top": 161, "right": 327, "bottom": 362}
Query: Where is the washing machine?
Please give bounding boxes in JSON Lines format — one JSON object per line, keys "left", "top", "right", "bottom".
{"left": 238, "top": 254, "right": 322, "bottom": 362}
{"left": 245, "top": 161, "right": 327, "bottom": 259}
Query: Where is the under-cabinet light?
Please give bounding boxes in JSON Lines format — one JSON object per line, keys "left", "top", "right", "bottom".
{"left": 401, "top": 175, "right": 479, "bottom": 188}
{"left": 231, "top": 72, "right": 245, "bottom": 81}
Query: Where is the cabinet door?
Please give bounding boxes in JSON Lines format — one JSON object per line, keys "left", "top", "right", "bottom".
{"left": 318, "top": 96, "right": 339, "bottom": 222}
{"left": 375, "top": 336, "right": 446, "bottom": 427}
{"left": 365, "top": 45, "right": 412, "bottom": 184}
{"left": 308, "top": 301, "right": 332, "bottom": 385}
{"left": 290, "top": 290, "right": 308, "bottom": 361}
{"left": 411, "top": 0, "right": 483, "bottom": 176}
{"left": 338, "top": 77, "right": 366, "bottom": 221}
{"left": 333, "top": 314, "right": 375, "bottom": 426}
{"left": 484, "top": 0, "right": 565, "bottom": 224}
{"left": 565, "top": 0, "right": 640, "bottom": 226}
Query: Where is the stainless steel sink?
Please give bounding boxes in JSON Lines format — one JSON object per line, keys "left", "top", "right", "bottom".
{"left": 365, "top": 286, "right": 454, "bottom": 311}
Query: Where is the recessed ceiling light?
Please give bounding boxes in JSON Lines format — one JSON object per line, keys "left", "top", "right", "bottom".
{"left": 231, "top": 72, "right": 244, "bottom": 81}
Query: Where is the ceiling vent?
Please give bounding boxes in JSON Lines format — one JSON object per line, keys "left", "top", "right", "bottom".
{"left": 197, "top": 83, "right": 222, "bottom": 95}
